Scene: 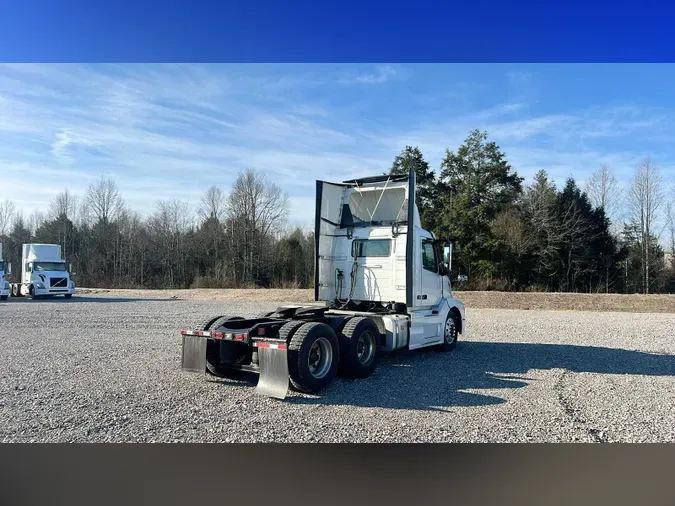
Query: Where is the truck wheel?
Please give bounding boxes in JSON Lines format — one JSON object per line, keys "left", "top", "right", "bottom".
{"left": 288, "top": 322, "right": 340, "bottom": 394}
{"left": 201, "top": 316, "right": 246, "bottom": 378}
{"left": 338, "top": 317, "right": 380, "bottom": 379}
{"left": 0, "top": 295, "right": 7, "bottom": 301}
{"left": 64, "top": 294, "right": 73, "bottom": 299}
{"left": 29, "top": 285, "right": 39, "bottom": 300}
{"left": 435, "top": 312, "right": 459, "bottom": 352}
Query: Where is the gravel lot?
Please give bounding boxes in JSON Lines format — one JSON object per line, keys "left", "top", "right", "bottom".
{"left": 1, "top": 295, "right": 674, "bottom": 442}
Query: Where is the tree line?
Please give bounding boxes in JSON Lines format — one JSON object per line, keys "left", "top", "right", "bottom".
{"left": 1, "top": 128, "right": 674, "bottom": 293}
{"left": 0, "top": 168, "right": 314, "bottom": 290}
{"left": 390, "top": 130, "right": 675, "bottom": 294}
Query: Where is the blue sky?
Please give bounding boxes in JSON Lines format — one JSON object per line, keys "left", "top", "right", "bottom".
{"left": 1, "top": 63, "right": 674, "bottom": 230}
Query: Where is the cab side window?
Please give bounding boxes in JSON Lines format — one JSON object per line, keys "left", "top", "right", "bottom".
{"left": 422, "top": 240, "right": 437, "bottom": 272}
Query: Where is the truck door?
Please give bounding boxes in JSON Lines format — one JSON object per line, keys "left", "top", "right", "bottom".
{"left": 419, "top": 238, "right": 442, "bottom": 308}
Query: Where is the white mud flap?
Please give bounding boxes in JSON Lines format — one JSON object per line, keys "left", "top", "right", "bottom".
{"left": 254, "top": 342, "right": 289, "bottom": 400}
{"left": 181, "top": 335, "right": 207, "bottom": 374}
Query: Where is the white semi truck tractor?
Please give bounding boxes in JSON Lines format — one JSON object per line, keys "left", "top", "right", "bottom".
{"left": 179, "top": 169, "right": 466, "bottom": 399}
{"left": 0, "top": 243, "right": 10, "bottom": 300}
{"left": 10, "top": 243, "right": 76, "bottom": 299}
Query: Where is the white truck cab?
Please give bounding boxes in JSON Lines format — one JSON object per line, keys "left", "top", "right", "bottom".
{"left": 10, "top": 243, "right": 76, "bottom": 299}
{"left": 0, "top": 243, "right": 10, "bottom": 300}
{"left": 314, "top": 170, "right": 466, "bottom": 350}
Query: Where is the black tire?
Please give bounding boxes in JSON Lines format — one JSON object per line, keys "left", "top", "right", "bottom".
{"left": 278, "top": 319, "right": 306, "bottom": 344}
{"left": 288, "top": 322, "right": 340, "bottom": 394}
{"left": 29, "top": 285, "right": 39, "bottom": 300}
{"left": 338, "top": 317, "right": 380, "bottom": 379}
{"left": 435, "top": 311, "right": 459, "bottom": 352}
{"left": 64, "top": 294, "right": 72, "bottom": 299}
{"left": 0, "top": 295, "right": 7, "bottom": 301}
{"left": 201, "top": 315, "right": 247, "bottom": 378}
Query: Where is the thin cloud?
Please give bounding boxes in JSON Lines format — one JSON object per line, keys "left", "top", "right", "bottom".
{"left": 0, "top": 64, "right": 673, "bottom": 230}
{"left": 340, "top": 65, "right": 398, "bottom": 84}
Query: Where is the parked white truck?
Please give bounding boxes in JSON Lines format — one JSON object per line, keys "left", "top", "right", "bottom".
{"left": 10, "top": 243, "right": 76, "bottom": 299}
{"left": 180, "top": 169, "right": 466, "bottom": 399}
{"left": 0, "top": 243, "right": 10, "bottom": 300}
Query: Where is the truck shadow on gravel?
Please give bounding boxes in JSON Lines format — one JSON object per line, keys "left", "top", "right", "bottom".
{"left": 278, "top": 342, "right": 675, "bottom": 411}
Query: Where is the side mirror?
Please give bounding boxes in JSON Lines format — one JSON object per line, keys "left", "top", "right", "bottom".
{"left": 443, "top": 242, "right": 452, "bottom": 270}
{"left": 6, "top": 262, "right": 11, "bottom": 277}
{"left": 71, "top": 272, "right": 77, "bottom": 276}
{"left": 69, "top": 263, "right": 72, "bottom": 272}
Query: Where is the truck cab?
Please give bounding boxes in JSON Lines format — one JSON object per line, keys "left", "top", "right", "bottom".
{"left": 314, "top": 170, "right": 466, "bottom": 350}
{"left": 11, "top": 243, "right": 76, "bottom": 299}
{"left": 0, "top": 243, "right": 10, "bottom": 300}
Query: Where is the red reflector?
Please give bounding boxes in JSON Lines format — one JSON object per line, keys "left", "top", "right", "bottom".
{"left": 214, "top": 331, "right": 223, "bottom": 339}
{"left": 234, "top": 333, "right": 245, "bottom": 341}
{"left": 256, "top": 343, "right": 287, "bottom": 350}
{"left": 180, "top": 330, "right": 187, "bottom": 335}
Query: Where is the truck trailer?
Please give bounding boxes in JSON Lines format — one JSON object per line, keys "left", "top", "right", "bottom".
{"left": 0, "top": 243, "right": 10, "bottom": 300}
{"left": 10, "top": 243, "right": 76, "bottom": 299}
{"left": 179, "top": 169, "right": 466, "bottom": 399}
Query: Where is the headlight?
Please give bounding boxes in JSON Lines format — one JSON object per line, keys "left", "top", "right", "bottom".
{"left": 36, "top": 282, "right": 45, "bottom": 289}
{"left": 3, "top": 281, "right": 8, "bottom": 290}
{"left": 70, "top": 280, "right": 75, "bottom": 288}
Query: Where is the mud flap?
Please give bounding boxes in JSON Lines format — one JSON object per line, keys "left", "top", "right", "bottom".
{"left": 254, "top": 343, "right": 289, "bottom": 400}
{"left": 181, "top": 335, "right": 207, "bottom": 374}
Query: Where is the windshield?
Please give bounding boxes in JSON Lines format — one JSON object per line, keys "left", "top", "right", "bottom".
{"left": 33, "top": 262, "right": 67, "bottom": 272}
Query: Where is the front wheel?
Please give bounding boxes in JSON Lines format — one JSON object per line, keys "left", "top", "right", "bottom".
{"left": 64, "top": 294, "right": 73, "bottom": 299}
{"left": 0, "top": 295, "right": 7, "bottom": 301}
{"left": 435, "top": 312, "right": 459, "bottom": 352}
{"left": 288, "top": 322, "right": 340, "bottom": 394}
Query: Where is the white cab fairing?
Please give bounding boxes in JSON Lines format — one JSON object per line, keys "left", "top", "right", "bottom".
{"left": 314, "top": 172, "right": 416, "bottom": 306}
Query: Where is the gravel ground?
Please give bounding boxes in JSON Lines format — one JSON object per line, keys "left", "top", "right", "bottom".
{"left": 1, "top": 295, "right": 674, "bottom": 442}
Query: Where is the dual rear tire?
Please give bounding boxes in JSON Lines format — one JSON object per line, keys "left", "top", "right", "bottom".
{"left": 281, "top": 316, "right": 381, "bottom": 394}
{"left": 199, "top": 313, "right": 383, "bottom": 395}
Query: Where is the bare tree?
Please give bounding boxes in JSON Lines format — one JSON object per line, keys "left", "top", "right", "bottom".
{"left": 149, "top": 199, "right": 193, "bottom": 288}
{"left": 226, "top": 168, "right": 290, "bottom": 283}
{"left": 28, "top": 209, "right": 45, "bottom": 236}
{"left": 585, "top": 164, "right": 622, "bottom": 230}
{"left": 49, "top": 188, "right": 79, "bottom": 220}
{"left": 628, "top": 156, "right": 665, "bottom": 294}
{"left": 0, "top": 198, "right": 16, "bottom": 236}
{"left": 84, "top": 175, "right": 123, "bottom": 225}
{"left": 585, "top": 165, "right": 620, "bottom": 211}
{"left": 198, "top": 185, "right": 226, "bottom": 222}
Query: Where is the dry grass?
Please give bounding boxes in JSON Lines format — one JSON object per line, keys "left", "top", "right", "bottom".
{"left": 75, "top": 287, "right": 675, "bottom": 314}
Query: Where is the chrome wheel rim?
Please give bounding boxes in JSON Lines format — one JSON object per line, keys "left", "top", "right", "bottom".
{"left": 444, "top": 319, "right": 457, "bottom": 344}
{"left": 308, "top": 337, "right": 333, "bottom": 379}
{"left": 356, "top": 331, "right": 376, "bottom": 365}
